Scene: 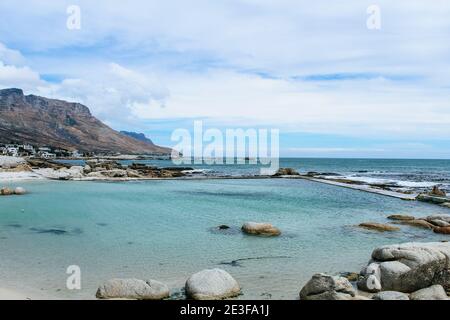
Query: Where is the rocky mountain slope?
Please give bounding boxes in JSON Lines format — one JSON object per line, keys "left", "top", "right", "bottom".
{"left": 120, "top": 131, "right": 155, "bottom": 145}
{"left": 0, "top": 88, "right": 171, "bottom": 154}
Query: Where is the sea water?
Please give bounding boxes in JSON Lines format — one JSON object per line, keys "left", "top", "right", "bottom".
{"left": 0, "top": 177, "right": 449, "bottom": 299}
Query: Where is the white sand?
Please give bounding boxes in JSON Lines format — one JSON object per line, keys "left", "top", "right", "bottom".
{"left": 0, "top": 287, "right": 30, "bottom": 300}
{"left": 0, "top": 171, "right": 43, "bottom": 182}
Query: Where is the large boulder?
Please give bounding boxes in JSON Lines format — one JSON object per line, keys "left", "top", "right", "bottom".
{"left": 372, "top": 291, "right": 410, "bottom": 300}
{"left": 185, "top": 269, "right": 240, "bottom": 300}
{"left": 14, "top": 187, "right": 26, "bottom": 195}
{"left": 96, "top": 278, "right": 169, "bottom": 300}
{"left": 360, "top": 242, "right": 450, "bottom": 293}
{"left": 410, "top": 285, "right": 448, "bottom": 300}
{"left": 0, "top": 187, "right": 14, "bottom": 195}
{"left": 0, "top": 156, "right": 25, "bottom": 169}
{"left": 241, "top": 222, "right": 281, "bottom": 236}
{"left": 299, "top": 273, "right": 357, "bottom": 300}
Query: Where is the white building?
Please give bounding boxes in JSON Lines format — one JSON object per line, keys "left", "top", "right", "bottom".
{"left": 71, "top": 150, "right": 82, "bottom": 158}
{"left": 40, "top": 152, "right": 56, "bottom": 159}
{"left": 6, "top": 147, "right": 19, "bottom": 157}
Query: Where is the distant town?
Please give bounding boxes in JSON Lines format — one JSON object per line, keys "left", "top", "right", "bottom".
{"left": 0, "top": 143, "right": 171, "bottom": 159}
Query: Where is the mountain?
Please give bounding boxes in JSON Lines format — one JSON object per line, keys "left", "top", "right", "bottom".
{"left": 120, "top": 131, "right": 154, "bottom": 145}
{"left": 0, "top": 88, "right": 171, "bottom": 154}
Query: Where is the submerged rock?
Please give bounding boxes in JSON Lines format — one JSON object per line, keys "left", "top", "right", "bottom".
{"left": 426, "top": 214, "right": 450, "bottom": 227}
{"left": 360, "top": 242, "right": 450, "bottom": 293}
{"left": 358, "top": 222, "right": 400, "bottom": 232}
{"left": 300, "top": 273, "right": 357, "bottom": 300}
{"left": 185, "top": 268, "right": 240, "bottom": 300}
{"left": 387, "top": 214, "right": 415, "bottom": 221}
{"left": 410, "top": 285, "right": 448, "bottom": 300}
{"left": 241, "top": 222, "right": 281, "bottom": 236}
{"left": 96, "top": 278, "right": 170, "bottom": 300}
{"left": 392, "top": 219, "right": 435, "bottom": 230}
{"left": 372, "top": 291, "right": 409, "bottom": 300}
{"left": 434, "top": 226, "right": 450, "bottom": 234}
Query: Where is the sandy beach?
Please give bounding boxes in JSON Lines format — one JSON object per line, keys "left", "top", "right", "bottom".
{"left": 0, "top": 287, "right": 29, "bottom": 300}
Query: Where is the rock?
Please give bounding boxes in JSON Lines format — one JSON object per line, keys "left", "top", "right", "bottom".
{"left": 387, "top": 214, "right": 415, "bottom": 221}
{"left": 273, "top": 168, "right": 299, "bottom": 176}
{"left": 99, "top": 169, "right": 128, "bottom": 178}
{"left": 0, "top": 187, "right": 14, "bottom": 195}
{"left": 434, "top": 227, "right": 450, "bottom": 234}
{"left": 441, "top": 202, "right": 450, "bottom": 209}
{"left": 410, "top": 285, "right": 448, "bottom": 300}
{"left": 14, "top": 187, "right": 26, "bottom": 195}
{"left": 372, "top": 291, "right": 410, "bottom": 300}
{"left": 299, "top": 273, "right": 356, "bottom": 300}
{"left": 358, "top": 222, "right": 400, "bottom": 232}
{"left": 34, "top": 166, "right": 84, "bottom": 180}
{"left": 426, "top": 214, "right": 450, "bottom": 227}
{"left": 392, "top": 219, "right": 435, "bottom": 230}
{"left": 83, "top": 165, "right": 92, "bottom": 174}
{"left": 0, "top": 156, "right": 25, "bottom": 169}
{"left": 340, "top": 272, "right": 359, "bottom": 282}
{"left": 361, "top": 242, "right": 450, "bottom": 292}
{"left": 218, "top": 225, "right": 230, "bottom": 230}
{"left": 126, "top": 169, "right": 142, "bottom": 178}
{"left": 8, "top": 163, "right": 32, "bottom": 172}
{"left": 357, "top": 263, "right": 382, "bottom": 293}
{"left": 241, "top": 222, "right": 281, "bottom": 236}
{"left": 430, "top": 186, "right": 446, "bottom": 197}
{"left": 185, "top": 269, "right": 240, "bottom": 300}
{"left": 96, "top": 278, "right": 169, "bottom": 300}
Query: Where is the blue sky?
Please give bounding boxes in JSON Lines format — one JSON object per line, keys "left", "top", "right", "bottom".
{"left": 0, "top": 0, "right": 450, "bottom": 158}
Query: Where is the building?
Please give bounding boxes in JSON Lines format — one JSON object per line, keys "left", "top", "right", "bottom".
{"left": 6, "top": 146, "right": 19, "bottom": 157}
{"left": 71, "top": 150, "right": 82, "bottom": 158}
{"left": 39, "top": 151, "right": 56, "bottom": 159}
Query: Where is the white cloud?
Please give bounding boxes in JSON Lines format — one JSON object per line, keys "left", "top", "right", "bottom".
{"left": 0, "top": 61, "right": 43, "bottom": 90}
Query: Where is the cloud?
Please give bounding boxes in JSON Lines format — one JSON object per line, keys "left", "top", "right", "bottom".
{"left": 0, "top": 61, "right": 43, "bottom": 90}
{"left": 36, "top": 62, "right": 169, "bottom": 127}
{"left": 0, "top": 43, "right": 25, "bottom": 65}
{"left": 0, "top": 2, "right": 449, "bottom": 157}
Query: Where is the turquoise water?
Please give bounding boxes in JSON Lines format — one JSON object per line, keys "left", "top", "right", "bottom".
{"left": 0, "top": 178, "right": 449, "bottom": 299}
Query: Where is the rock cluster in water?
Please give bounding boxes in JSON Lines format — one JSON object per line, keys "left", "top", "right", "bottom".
{"left": 0, "top": 186, "right": 26, "bottom": 196}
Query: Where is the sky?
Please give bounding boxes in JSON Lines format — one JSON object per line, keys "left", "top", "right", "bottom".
{"left": 0, "top": 0, "right": 450, "bottom": 158}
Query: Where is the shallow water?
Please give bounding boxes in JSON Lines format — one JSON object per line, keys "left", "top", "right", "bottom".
{"left": 0, "top": 178, "right": 449, "bottom": 299}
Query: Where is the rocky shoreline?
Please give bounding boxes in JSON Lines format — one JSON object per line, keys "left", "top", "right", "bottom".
{"left": 92, "top": 239, "right": 450, "bottom": 300}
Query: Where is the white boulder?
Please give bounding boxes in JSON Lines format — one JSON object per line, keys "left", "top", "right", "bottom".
{"left": 410, "top": 285, "right": 448, "bottom": 300}
{"left": 300, "top": 273, "right": 357, "bottom": 300}
{"left": 360, "top": 242, "right": 450, "bottom": 293}
{"left": 96, "top": 278, "right": 170, "bottom": 300}
{"left": 185, "top": 269, "right": 241, "bottom": 300}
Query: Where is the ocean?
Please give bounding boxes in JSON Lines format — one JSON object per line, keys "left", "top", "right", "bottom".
{"left": 1, "top": 159, "right": 450, "bottom": 299}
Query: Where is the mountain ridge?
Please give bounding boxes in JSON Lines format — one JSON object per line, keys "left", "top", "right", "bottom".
{"left": 0, "top": 88, "right": 171, "bottom": 154}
